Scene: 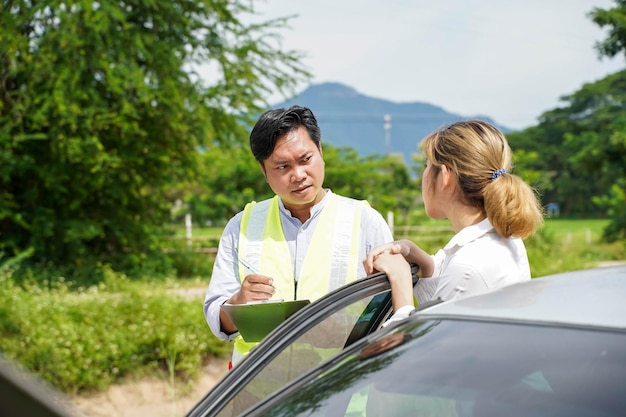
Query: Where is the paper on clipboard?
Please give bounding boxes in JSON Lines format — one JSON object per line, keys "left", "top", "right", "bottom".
{"left": 222, "top": 299, "right": 311, "bottom": 342}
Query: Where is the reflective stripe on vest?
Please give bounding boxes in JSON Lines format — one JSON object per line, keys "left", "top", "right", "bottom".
{"left": 231, "top": 194, "right": 367, "bottom": 365}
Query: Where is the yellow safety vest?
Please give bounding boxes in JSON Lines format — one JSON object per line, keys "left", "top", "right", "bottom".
{"left": 231, "top": 194, "right": 367, "bottom": 365}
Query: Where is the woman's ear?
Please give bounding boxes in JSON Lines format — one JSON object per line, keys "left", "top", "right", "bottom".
{"left": 439, "top": 165, "right": 456, "bottom": 190}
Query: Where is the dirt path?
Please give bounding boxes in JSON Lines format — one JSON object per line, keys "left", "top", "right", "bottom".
{"left": 67, "top": 358, "right": 230, "bottom": 417}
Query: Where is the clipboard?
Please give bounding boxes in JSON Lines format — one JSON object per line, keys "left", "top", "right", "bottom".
{"left": 222, "top": 299, "right": 311, "bottom": 342}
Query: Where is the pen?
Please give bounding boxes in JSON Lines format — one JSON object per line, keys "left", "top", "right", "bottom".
{"left": 238, "top": 257, "right": 276, "bottom": 292}
{"left": 238, "top": 256, "right": 259, "bottom": 274}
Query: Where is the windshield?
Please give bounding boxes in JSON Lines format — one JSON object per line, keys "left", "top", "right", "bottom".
{"left": 255, "top": 319, "right": 626, "bottom": 417}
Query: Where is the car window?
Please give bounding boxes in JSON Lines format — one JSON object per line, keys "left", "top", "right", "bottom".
{"left": 186, "top": 267, "right": 419, "bottom": 417}
{"left": 251, "top": 320, "right": 626, "bottom": 417}
{"left": 217, "top": 290, "right": 392, "bottom": 417}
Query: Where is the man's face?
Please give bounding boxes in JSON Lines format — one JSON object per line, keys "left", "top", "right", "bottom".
{"left": 261, "top": 126, "right": 325, "bottom": 212}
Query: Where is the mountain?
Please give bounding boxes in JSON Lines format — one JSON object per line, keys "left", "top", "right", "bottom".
{"left": 272, "top": 82, "right": 510, "bottom": 163}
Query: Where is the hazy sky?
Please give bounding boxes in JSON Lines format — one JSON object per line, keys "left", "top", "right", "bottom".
{"left": 250, "top": 0, "right": 625, "bottom": 130}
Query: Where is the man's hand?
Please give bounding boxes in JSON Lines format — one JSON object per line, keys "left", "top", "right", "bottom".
{"left": 220, "top": 274, "right": 276, "bottom": 335}
{"left": 228, "top": 274, "right": 276, "bottom": 305}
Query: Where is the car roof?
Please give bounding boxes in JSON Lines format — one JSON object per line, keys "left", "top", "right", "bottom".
{"left": 414, "top": 265, "right": 626, "bottom": 330}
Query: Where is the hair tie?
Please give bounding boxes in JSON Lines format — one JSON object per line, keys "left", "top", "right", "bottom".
{"left": 491, "top": 168, "right": 506, "bottom": 181}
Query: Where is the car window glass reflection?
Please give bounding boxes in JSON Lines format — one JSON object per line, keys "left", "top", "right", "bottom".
{"left": 217, "top": 292, "right": 385, "bottom": 417}
{"left": 255, "top": 320, "right": 626, "bottom": 417}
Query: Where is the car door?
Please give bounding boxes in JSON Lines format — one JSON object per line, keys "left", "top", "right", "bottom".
{"left": 185, "top": 266, "right": 420, "bottom": 417}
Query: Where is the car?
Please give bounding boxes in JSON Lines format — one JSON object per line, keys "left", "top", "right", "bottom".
{"left": 186, "top": 264, "right": 626, "bottom": 417}
{"left": 0, "top": 355, "right": 77, "bottom": 417}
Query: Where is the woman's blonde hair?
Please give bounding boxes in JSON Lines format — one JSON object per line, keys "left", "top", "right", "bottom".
{"left": 420, "top": 120, "right": 543, "bottom": 239}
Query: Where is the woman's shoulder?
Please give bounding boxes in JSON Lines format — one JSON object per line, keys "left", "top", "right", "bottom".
{"left": 449, "top": 233, "right": 525, "bottom": 271}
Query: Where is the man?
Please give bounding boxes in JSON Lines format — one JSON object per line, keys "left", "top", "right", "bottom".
{"left": 203, "top": 105, "right": 393, "bottom": 366}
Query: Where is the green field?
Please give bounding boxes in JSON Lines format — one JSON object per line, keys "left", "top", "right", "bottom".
{"left": 542, "top": 218, "right": 610, "bottom": 241}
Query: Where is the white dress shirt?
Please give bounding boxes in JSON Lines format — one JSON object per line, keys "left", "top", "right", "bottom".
{"left": 389, "top": 218, "right": 531, "bottom": 323}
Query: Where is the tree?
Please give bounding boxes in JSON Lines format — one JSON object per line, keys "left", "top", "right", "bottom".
{"left": 584, "top": 0, "right": 626, "bottom": 239}
{"left": 0, "top": 0, "right": 309, "bottom": 272}
{"left": 323, "top": 147, "right": 419, "bottom": 220}
{"left": 505, "top": 1, "right": 626, "bottom": 240}
{"left": 185, "top": 138, "right": 271, "bottom": 227}
{"left": 590, "top": 0, "right": 626, "bottom": 59}
{"left": 180, "top": 142, "right": 419, "bottom": 228}
{"left": 508, "top": 71, "right": 626, "bottom": 226}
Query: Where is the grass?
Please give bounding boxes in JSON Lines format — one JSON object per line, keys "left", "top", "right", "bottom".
{"left": 515, "top": 218, "right": 623, "bottom": 277}
{"left": 542, "top": 218, "right": 610, "bottom": 239}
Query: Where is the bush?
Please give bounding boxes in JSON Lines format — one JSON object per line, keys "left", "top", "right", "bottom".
{"left": 161, "top": 238, "right": 216, "bottom": 279}
{"left": 0, "top": 266, "right": 228, "bottom": 394}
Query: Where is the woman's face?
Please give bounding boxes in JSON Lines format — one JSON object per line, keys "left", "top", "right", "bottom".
{"left": 421, "top": 160, "right": 446, "bottom": 219}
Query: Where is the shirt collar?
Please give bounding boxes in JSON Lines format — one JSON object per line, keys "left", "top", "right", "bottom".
{"left": 443, "top": 217, "right": 494, "bottom": 252}
{"left": 278, "top": 189, "right": 333, "bottom": 222}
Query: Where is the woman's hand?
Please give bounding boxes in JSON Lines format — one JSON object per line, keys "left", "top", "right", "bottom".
{"left": 371, "top": 252, "right": 411, "bottom": 284}
{"left": 363, "top": 240, "right": 411, "bottom": 275}
{"left": 371, "top": 252, "right": 414, "bottom": 311}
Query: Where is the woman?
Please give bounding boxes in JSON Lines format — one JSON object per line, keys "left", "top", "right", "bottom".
{"left": 364, "top": 120, "right": 544, "bottom": 321}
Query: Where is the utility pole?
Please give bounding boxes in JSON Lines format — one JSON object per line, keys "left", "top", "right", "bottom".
{"left": 384, "top": 114, "right": 391, "bottom": 155}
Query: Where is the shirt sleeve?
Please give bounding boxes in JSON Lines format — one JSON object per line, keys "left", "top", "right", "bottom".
{"left": 203, "top": 212, "right": 244, "bottom": 341}
{"left": 382, "top": 304, "right": 415, "bottom": 327}
{"left": 361, "top": 204, "right": 394, "bottom": 252}
{"left": 359, "top": 205, "right": 394, "bottom": 278}
{"left": 414, "top": 274, "right": 440, "bottom": 305}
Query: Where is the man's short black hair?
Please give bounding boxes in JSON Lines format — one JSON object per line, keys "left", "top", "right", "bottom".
{"left": 249, "top": 105, "right": 321, "bottom": 163}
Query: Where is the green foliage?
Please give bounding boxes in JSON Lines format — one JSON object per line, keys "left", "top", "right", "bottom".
{"left": 525, "top": 219, "right": 625, "bottom": 276}
{"left": 324, "top": 148, "right": 420, "bottom": 219}
{"left": 593, "top": 181, "right": 626, "bottom": 241}
{"left": 166, "top": 249, "right": 214, "bottom": 279}
{"left": 589, "top": 0, "right": 626, "bottom": 59}
{"left": 505, "top": 0, "right": 626, "bottom": 239}
{"left": 161, "top": 238, "right": 216, "bottom": 279}
{"left": 176, "top": 143, "right": 420, "bottom": 227}
{"left": 0, "top": 0, "right": 308, "bottom": 273}
{"left": 184, "top": 141, "right": 272, "bottom": 226}
{"left": 507, "top": 69, "right": 626, "bottom": 239}
{"left": 0, "top": 267, "right": 228, "bottom": 394}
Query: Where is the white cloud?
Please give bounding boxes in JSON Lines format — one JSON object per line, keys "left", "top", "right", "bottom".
{"left": 246, "top": 0, "right": 625, "bottom": 130}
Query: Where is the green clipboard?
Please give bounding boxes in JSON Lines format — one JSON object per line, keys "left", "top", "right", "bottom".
{"left": 222, "top": 299, "right": 311, "bottom": 342}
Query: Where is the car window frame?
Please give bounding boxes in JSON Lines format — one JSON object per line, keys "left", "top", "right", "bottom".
{"left": 185, "top": 265, "right": 420, "bottom": 417}
{"left": 0, "top": 356, "right": 77, "bottom": 417}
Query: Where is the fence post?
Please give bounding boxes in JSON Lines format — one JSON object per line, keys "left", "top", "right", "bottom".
{"left": 387, "top": 211, "right": 394, "bottom": 237}
{"left": 185, "top": 213, "right": 192, "bottom": 249}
